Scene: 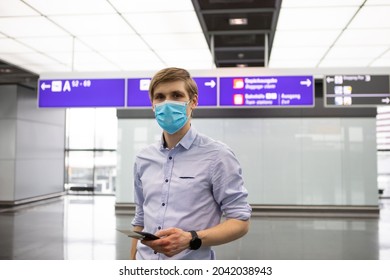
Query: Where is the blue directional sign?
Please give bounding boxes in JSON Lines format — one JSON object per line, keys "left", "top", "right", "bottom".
{"left": 194, "top": 77, "right": 217, "bottom": 106}
{"left": 127, "top": 78, "right": 151, "bottom": 107}
{"left": 38, "top": 78, "right": 126, "bottom": 108}
{"left": 127, "top": 77, "right": 218, "bottom": 107}
{"left": 219, "top": 76, "right": 314, "bottom": 107}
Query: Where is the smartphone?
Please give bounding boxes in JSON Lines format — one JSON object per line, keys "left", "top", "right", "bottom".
{"left": 133, "top": 231, "right": 160, "bottom": 241}
{"left": 117, "top": 229, "right": 160, "bottom": 240}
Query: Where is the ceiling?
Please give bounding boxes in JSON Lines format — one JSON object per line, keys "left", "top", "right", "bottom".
{"left": 0, "top": 0, "right": 390, "bottom": 89}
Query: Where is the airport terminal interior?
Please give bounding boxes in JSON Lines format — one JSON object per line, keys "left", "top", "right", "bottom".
{"left": 1, "top": 0, "right": 390, "bottom": 260}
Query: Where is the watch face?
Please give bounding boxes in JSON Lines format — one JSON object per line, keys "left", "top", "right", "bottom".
{"left": 190, "top": 238, "right": 202, "bottom": 250}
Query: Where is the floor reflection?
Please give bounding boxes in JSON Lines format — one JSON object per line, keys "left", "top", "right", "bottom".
{"left": 0, "top": 195, "right": 389, "bottom": 260}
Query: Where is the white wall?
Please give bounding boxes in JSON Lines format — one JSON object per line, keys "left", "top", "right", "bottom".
{"left": 0, "top": 86, "right": 17, "bottom": 201}
{"left": 14, "top": 86, "right": 65, "bottom": 200}
{"left": 116, "top": 117, "right": 378, "bottom": 207}
{"left": 0, "top": 85, "right": 66, "bottom": 203}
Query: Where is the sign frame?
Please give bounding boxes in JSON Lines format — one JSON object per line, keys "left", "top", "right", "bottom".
{"left": 324, "top": 74, "right": 390, "bottom": 108}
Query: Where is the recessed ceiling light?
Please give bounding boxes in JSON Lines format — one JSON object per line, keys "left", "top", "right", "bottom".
{"left": 229, "top": 18, "right": 248, "bottom": 25}
{"left": 236, "top": 63, "right": 247, "bottom": 67}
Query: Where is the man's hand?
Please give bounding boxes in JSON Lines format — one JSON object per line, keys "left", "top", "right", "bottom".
{"left": 141, "top": 227, "right": 192, "bottom": 257}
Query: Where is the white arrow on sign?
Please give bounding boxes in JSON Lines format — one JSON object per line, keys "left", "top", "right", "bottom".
{"left": 204, "top": 80, "right": 216, "bottom": 88}
{"left": 41, "top": 82, "right": 51, "bottom": 91}
{"left": 382, "top": 97, "right": 390, "bottom": 104}
{"left": 300, "top": 79, "right": 311, "bottom": 87}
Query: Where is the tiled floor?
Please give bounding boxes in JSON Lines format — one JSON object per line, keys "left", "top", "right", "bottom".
{"left": 0, "top": 195, "right": 389, "bottom": 260}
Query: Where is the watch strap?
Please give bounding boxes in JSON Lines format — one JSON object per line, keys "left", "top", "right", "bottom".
{"left": 189, "top": 230, "right": 198, "bottom": 239}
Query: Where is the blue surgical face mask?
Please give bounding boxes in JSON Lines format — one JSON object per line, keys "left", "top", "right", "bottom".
{"left": 154, "top": 100, "right": 190, "bottom": 134}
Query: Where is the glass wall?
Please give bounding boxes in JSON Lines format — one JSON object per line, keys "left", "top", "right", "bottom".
{"left": 377, "top": 106, "right": 390, "bottom": 198}
{"left": 65, "top": 108, "right": 117, "bottom": 194}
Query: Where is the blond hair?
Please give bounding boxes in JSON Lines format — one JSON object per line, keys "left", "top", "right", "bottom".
{"left": 149, "top": 67, "right": 198, "bottom": 101}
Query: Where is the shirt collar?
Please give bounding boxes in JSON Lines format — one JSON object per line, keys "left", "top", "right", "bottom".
{"left": 159, "top": 126, "right": 197, "bottom": 151}
{"left": 179, "top": 125, "right": 197, "bottom": 150}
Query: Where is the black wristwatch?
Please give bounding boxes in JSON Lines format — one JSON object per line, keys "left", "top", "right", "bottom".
{"left": 189, "top": 230, "right": 202, "bottom": 250}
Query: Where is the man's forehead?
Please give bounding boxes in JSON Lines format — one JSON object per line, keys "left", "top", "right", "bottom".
{"left": 154, "top": 81, "right": 188, "bottom": 94}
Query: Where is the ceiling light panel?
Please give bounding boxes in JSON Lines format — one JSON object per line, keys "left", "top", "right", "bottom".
{"left": 50, "top": 14, "right": 134, "bottom": 36}
{"left": 336, "top": 29, "right": 390, "bottom": 45}
{"left": 39, "top": 39, "right": 100, "bottom": 71}
{"left": 0, "top": 57, "right": 69, "bottom": 74}
{"left": 0, "top": 38, "right": 34, "bottom": 53}
{"left": 370, "top": 57, "right": 390, "bottom": 67}
{"left": 0, "top": 16, "right": 69, "bottom": 37}
{"left": 381, "top": 49, "right": 390, "bottom": 58}
{"left": 17, "top": 36, "right": 74, "bottom": 52}
{"left": 23, "top": 0, "right": 116, "bottom": 15}
{"left": 44, "top": 52, "right": 72, "bottom": 66}
{"left": 366, "top": 0, "right": 390, "bottom": 5}
{"left": 272, "top": 30, "right": 341, "bottom": 47}
{"left": 0, "top": 52, "right": 61, "bottom": 66}
{"left": 142, "top": 33, "right": 209, "bottom": 50}
{"left": 73, "top": 38, "right": 93, "bottom": 52}
{"left": 281, "top": 0, "right": 364, "bottom": 7}
{"left": 28, "top": 64, "right": 72, "bottom": 73}
{"left": 269, "top": 60, "right": 319, "bottom": 68}
{"left": 276, "top": 7, "right": 359, "bottom": 30}
{"left": 157, "top": 49, "right": 214, "bottom": 69}
{"left": 349, "top": 6, "right": 390, "bottom": 28}
{"left": 325, "top": 45, "right": 388, "bottom": 59}
{"left": 79, "top": 35, "right": 149, "bottom": 52}
{"left": 100, "top": 50, "right": 165, "bottom": 70}
{"left": 0, "top": 0, "right": 39, "bottom": 16}
{"left": 109, "top": 0, "right": 194, "bottom": 13}
{"left": 73, "top": 51, "right": 119, "bottom": 71}
{"left": 319, "top": 58, "right": 373, "bottom": 67}
{"left": 270, "top": 46, "right": 329, "bottom": 60}
{"left": 167, "top": 60, "right": 215, "bottom": 70}
{"left": 123, "top": 12, "right": 202, "bottom": 34}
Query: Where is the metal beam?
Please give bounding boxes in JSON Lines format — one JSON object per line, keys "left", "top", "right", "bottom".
{"left": 200, "top": 8, "right": 275, "bottom": 15}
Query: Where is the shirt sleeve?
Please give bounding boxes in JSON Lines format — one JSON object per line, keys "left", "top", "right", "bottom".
{"left": 131, "top": 159, "right": 145, "bottom": 227}
{"left": 210, "top": 144, "right": 252, "bottom": 221}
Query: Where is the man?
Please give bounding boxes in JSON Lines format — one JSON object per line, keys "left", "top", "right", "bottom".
{"left": 131, "top": 67, "right": 251, "bottom": 260}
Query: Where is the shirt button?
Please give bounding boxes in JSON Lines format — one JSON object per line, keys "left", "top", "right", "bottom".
{"left": 162, "top": 203, "right": 165, "bottom": 206}
{"left": 158, "top": 226, "right": 161, "bottom": 230}
{"left": 169, "top": 156, "right": 172, "bottom": 160}
{"left": 165, "top": 179, "right": 168, "bottom": 183}
{"left": 154, "top": 251, "right": 157, "bottom": 254}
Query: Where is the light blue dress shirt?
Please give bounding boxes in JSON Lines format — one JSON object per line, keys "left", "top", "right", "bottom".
{"left": 132, "top": 126, "right": 251, "bottom": 260}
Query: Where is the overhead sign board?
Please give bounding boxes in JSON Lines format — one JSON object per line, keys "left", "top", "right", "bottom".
{"left": 38, "top": 79, "right": 126, "bottom": 108}
{"left": 219, "top": 76, "right": 314, "bottom": 107}
{"left": 324, "top": 75, "right": 390, "bottom": 107}
{"left": 38, "top": 75, "right": 316, "bottom": 109}
{"left": 126, "top": 78, "right": 151, "bottom": 107}
{"left": 127, "top": 77, "right": 218, "bottom": 107}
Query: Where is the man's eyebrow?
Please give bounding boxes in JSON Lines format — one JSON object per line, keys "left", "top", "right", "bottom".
{"left": 171, "top": 90, "right": 185, "bottom": 95}
{"left": 155, "top": 90, "right": 186, "bottom": 95}
{"left": 153, "top": 90, "right": 186, "bottom": 99}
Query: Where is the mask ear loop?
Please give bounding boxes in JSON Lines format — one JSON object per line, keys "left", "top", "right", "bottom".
{"left": 187, "top": 99, "right": 195, "bottom": 118}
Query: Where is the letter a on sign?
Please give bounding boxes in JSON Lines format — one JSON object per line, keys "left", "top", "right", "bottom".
{"left": 63, "top": 81, "right": 71, "bottom": 92}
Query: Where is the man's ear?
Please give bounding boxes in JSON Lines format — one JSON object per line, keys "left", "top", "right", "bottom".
{"left": 191, "top": 95, "right": 198, "bottom": 109}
